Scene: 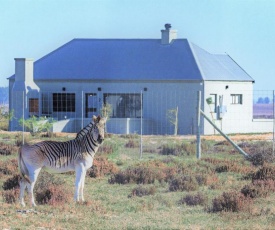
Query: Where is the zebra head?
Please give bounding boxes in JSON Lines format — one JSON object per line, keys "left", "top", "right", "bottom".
{"left": 92, "top": 115, "right": 106, "bottom": 144}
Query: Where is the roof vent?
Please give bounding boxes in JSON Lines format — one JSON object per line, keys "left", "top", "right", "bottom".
{"left": 161, "top": 24, "right": 177, "bottom": 45}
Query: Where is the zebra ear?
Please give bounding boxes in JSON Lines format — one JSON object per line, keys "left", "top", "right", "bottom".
{"left": 92, "top": 115, "right": 101, "bottom": 123}
{"left": 92, "top": 115, "right": 97, "bottom": 123}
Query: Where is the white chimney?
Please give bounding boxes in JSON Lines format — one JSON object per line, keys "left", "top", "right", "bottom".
{"left": 13, "top": 58, "right": 39, "bottom": 92}
{"left": 161, "top": 23, "right": 177, "bottom": 45}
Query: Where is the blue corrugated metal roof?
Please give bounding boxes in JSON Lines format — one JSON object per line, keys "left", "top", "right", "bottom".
{"left": 190, "top": 43, "right": 253, "bottom": 81}
{"left": 33, "top": 39, "right": 202, "bottom": 81}
{"left": 9, "top": 38, "right": 254, "bottom": 82}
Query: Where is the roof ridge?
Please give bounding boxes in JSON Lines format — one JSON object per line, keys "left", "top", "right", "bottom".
{"left": 35, "top": 39, "right": 76, "bottom": 65}
{"left": 188, "top": 42, "right": 205, "bottom": 80}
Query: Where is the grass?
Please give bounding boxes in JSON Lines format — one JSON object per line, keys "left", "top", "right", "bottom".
{"left": 0, "top": 132, "right": 275, "bottom": 229}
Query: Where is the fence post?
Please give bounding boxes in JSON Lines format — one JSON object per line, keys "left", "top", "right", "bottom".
{"left": 196, "top": 91, "right": 201, "bottom": 159}
{"left": 22, "top": 91, "right": 25, "bottom": 145}
{"left": 81, "top": 91, "right": 84, "bottom": 129}
{"left": 273, "top": 90, "right": 275, "bottom": 157}
{"left": 140, "top": 90, "right": 143, "bottom": 159}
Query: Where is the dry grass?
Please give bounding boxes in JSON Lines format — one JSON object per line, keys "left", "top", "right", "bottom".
{"left": 1, "top": 133, "right": 275, "bottom": 229}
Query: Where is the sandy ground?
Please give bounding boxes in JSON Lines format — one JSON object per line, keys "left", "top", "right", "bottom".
{"left": 0, "top": 130, "right": 273, "bottom": 142}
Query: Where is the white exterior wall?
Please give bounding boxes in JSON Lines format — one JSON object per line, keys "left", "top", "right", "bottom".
{"left": 203, "top": 81, "right": 273, "bottom": 135}
{"left": 34, "top": 80, "right": 203, "bottom": 134}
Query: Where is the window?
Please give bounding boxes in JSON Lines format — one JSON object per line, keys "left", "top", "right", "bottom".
{"left": 29, "top": 98, "right": 39, "bottom": 117}
{"left": 85, "top": 93, "right": 97, "bottom": 118}
{"left": 231, "top": 94, "right": 242, "bottom": 104}
{"left": 41, "top": 93, "right": 51, "bottom": 115}
{"left": 53, "top": 93, "right": 75, "bottom": 112}
{"left": 103, "top": 93, "right": 142, "bottom": 118}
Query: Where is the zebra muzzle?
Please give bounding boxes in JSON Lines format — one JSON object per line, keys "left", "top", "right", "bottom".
{"left": 98, "top": 136, "right": 104, "bottom": 144}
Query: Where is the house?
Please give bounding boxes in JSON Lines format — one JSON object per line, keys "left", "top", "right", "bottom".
{"left": 8, "top": 24, "right": 271, "bottom": 135}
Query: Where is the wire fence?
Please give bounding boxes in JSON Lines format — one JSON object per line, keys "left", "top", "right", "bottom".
{"left": 10, "top": 89, "right": 274, "bottom": 133}
{"left": 9, "top": 89, "right": 275, "bottom": 154}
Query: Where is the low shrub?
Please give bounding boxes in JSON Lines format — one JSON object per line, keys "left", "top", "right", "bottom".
{"left": 125, "top": 139, "right": 139, "bottom": 148}
{"left": 109, "top": 166, "right": 162, "bottom": 184}
{"left": 109, "top": 160, "right": 180, "bottom": 185}
{"left": 0, "top": 142, "right": 18, "bottom": 155}
{"left": 252, "top": 164, "right": 275, "bottom": 181}
{"left": 36, "top": 184, "right": 72, "bottom": 206}
{"left": 179, "top": 192, "right": 208, "bottom": 206}
{"left": 35, "top": 171, "right": 72, "bottom": 206}
{"left": 88, "top": 156, "right": 118, "bottom": 178}
{"left": 160, "top": 142, "right": 195, "bottom": 156}
{"left": 129, "top": 185, "right": 156, "bottom": 197}
{"left": 168, "top": 175, "right": 199, "bottom": 192}
{"left": 0, "top": 158, "right": 18, "bottom": 176}
{"left": 98, "top": 142, "right": 116, "bottom": 155}
{"left": 249, "top": 152, "right": 274, "bottom": 166}
{"left": 2, "top": 189, "right": 19, "bottom": 204}
{"left": 2, "top": 175, "right": 21, "bottom": 204}
{"left": 202, "top": 157, "right": 252, "bottom": 175}
{"left": 209, "top": 191, "right": 253, "bottom": 213}
{"left": 241, "top": 179, "right": 275, "bottom": 198}
{"left": 2, "top": 175, "right": 21, "bottom": 190}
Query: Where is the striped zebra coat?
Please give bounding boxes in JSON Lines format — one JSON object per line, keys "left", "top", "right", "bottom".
{"left": 18, "top": 115, "right": 106, "bottom": 207}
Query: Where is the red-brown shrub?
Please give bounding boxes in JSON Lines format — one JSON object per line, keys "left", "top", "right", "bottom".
{"left": 2, "top": 189, "right": 19, "bottom": 204}
{"left": 125, "top": 139, "right": 139, "bottom": 148}
{"left": 130, "top": 185, "right": 156, "bottom": 197}
{"left": 252, "top": 164, "right": 275, "bottom": 181}
{"left": 109, "top": 166, "right": 162, "bottom": 184}
{"left": 241, "top": 179, "right": 275, "bottom": 198}
{"left": 210, "top": 191, "right": 253, "bottom": 213}
{"left": 36, "top": 184, "right": 72, "bottom": 206}
{"left": 179, "top": 192, "right": 208, "bottom": 206}
{"left": 169, "top": 175, "right": 199, "bottom": 192}
{"left": 88, "top": 156, "right": 118, "bottom": 178}
{"left": 2, "top": 174, "right": 20, "bottom": 190}
{"left": 0, "top": 158, "right": 18, "bottom": 176}
{"left": 35, "top": 171, "right": 72, "bottom": 206}
{"left": 0, "top": 142, "right": 18, "bottom": 155}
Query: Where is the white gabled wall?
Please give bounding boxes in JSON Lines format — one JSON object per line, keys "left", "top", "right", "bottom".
{"left": 204, "top": 81, "right": 254, "bottom": 134}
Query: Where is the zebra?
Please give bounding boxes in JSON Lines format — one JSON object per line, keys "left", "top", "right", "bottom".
{"left": 18, "top": 115, "right": 106, "bottom": 207}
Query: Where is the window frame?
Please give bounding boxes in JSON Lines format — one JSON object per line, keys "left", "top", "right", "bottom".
{"left": 103, "top": 93, "right": 142, "bottom": 118}
{"left": 231, "top": 94, "right": 243, "bottom": 105}
{"left": 52, "top": 93, "right": 76, "bottom": 112}
{"left": 29, "top": 98, "right": 39, "bottom": 117}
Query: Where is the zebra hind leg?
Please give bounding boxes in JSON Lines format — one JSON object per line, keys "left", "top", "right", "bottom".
{"left": 19, "top": 179, "right": 27, "bottom": 207}
{"left": 27, "top": 168, "right": 42, "bottom": 207}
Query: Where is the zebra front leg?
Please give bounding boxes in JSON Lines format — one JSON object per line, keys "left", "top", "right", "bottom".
{"left": 79, "top": 169, "right": 87, "bottom": 202}
{"left": 74, "top": 164, "right": 85, "bottom": 202}
{"left": 19, "top": 180, "right": 27, "bottom": 207}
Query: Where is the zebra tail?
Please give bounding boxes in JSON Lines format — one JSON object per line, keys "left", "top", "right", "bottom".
{"left": 18, "top": 147, "right": 31, "bottom": 184}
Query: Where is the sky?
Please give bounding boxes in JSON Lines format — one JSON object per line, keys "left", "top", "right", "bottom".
{"left": 1, "top": 0, "right": 275, "bottom": 90}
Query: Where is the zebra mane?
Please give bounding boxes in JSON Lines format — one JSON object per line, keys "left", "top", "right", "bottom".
{"left": 75, "top": 121, "right": 95, "bottom": 140}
